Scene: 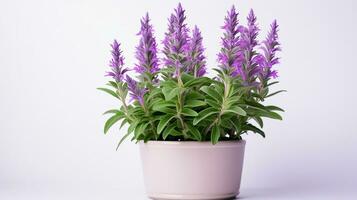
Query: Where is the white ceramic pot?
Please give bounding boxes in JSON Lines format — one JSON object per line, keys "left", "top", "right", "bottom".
{"left": 139, "top": 140, "right": 246, "bottom": 200}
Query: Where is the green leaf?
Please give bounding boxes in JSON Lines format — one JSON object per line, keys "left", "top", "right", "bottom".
{"left": 265, "top": 105, "right": 285, "bottom": 112}
{"left": 256, "top": 110, "right": 283, "bottom": 120}
{"left": 103, "top": 109, "right": 122, "bottom": 115}
{"left": 135, "top": 123, "right": 149, "bottom": 139}
{"left": 214, "top": 82, "right": 225, "bottom": 95}
{"left": 115, "top": 132, "right": 131, "bottom": 150}
{"left": 128, "top": 120, "right": 139, "bottom": 134}
{"left": 250, "top": 92, "right": 264, "bottom": 101}
{"left": 157, "top": 115, "right": 175, "bottom": 134}
{"left": 170, "top": 129, "right": 182, "bottom": 136}
{"left": 152, "top": 107, "right": 176, "bottom": 114}
{"left": 181, "top": 108, "right": 198, "bottom": 116}
{"left": 252, "top": 117, "right": 264, "bottom": 128}
{"left": 211, "top": 125, "right": 220, "bottom": 144}
{"left": 152, "top": 102, "right": 175, "bottom": 111}
{"left": 224, "top": 106, "right": 246, "bottom": 116}
{"left": 184, "top": 77, "right": 211, "bottom": 87}
{"left": 119, "top": 119, "right": 128, "bottom": 129}
{"left": 148, "top": 98, "right": 163, "bottom": 108}
{"left": 163, "top": 87, "right": 180, "bottom": 100}
{"left": 162, "top": 87, "right": 171, "bottom": 99}
{"left": 160, "top": 80, "right": 178, "bottom": 88}
{"left": 226, "top": 96, "right": 241, "bottom": 106}
{"left": 243, "top": 124, "right": 265, "bottom": 137}
{"left": 168, "top": 88, "right": 180, "bottom": 100}
{"left": 231, "top": 86, "right": 245, "bottom": 96}
{"left": 181, "top": 73, "right": 195, "bottom": 83}
{"left": 244, "top": 103, "right": 283, "bottom": 120}
{"left": 133, "top": 108, "right": 146, "bottom": 116}
{"left": 220, "top": 119, "right": 232, "bottom": 129}
{"left": 243, "top": 100, "right": 265, "bottom": 109}
{"left": 193, "top": 107, "right": 218, "bottom": 125}
{"left": 267, "top": 81, "right": 279, "bottom": 87}
{"left": 162, "top": 123, "right": 176, "bottom": 140}
{"left": 266, "top": 90, "right": 287, "bottom": 98}
{"left": 206, "top": 99, "right": 221, "bottom": 108}
{"left": 104, "top": 112, "right": 125, "bottom": 134}
{"left": 147, "top": 88, "right": 162, "bottom": 100}
{"left": 212, "top": 68, "right": 224, "bottom": 77}
{"left": 97, "top": 88, "right": 119, "bottom": 99}
{"left": 187, "top": 124, "right": 202, "bottom": 141}
{"left": 229, "top": 119, "right": 241, "bottom": 133}
{"left": 185, "top": 91, "right": 205, "bottom": 100}
{"left": 184, "top": 100, "right": 206, "bottom": 108}
{"left": 134, "top": 123, "right": 142, "bottom": 138}
{"left": 200, "top": 86, "right": 222, "bottom": 102}
{"left": 106, "top": 81, "right": 118, "bottom": 89}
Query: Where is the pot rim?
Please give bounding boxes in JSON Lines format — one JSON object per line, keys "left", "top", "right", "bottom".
{"left": 139, "top": 139, "right": 246, "bottom": 148}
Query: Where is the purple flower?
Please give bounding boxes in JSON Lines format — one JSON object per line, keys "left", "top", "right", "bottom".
{"left": 162, "top": 15, "right": 176, "bottom": 48}
{"left": 217, "top": 6, "right": 242, "bottom": 76}
{"left": 106, "top": 40, "right": 128, "bottom": 82}
{"left": 125, "top": 75, "right": 146, "bottom": 106}
{"left": 238, "top": 9, "right": 259, "bottom": 53}
{"left": 246, "top": 9, "right": 259, "bottom": 48}
{"left": 162, "top": 3, "right": 190, "bottom": 75}
{"left": 134, "top": 13, "right": 159, "bottom": 76}
{"left": 235, "top": 9, "right": 260, "bottom": 84}
{"left": 257, "top": 20, "right": 281, "bottom": 80}
{"left": 186, "top": 26, "right": 206, "bottom": 77}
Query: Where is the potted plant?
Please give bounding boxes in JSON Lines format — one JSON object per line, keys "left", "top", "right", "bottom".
{"left": 98, "top": 3, "right": 284, "bottom": 200}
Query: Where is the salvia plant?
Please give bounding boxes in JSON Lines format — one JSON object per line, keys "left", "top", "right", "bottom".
{"left": 98, "top": 3, "right": 285, "bottom": 149}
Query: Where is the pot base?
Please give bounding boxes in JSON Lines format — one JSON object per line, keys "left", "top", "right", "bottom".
{"left": 148, "top": 192, "right": 238, "bottom": 200}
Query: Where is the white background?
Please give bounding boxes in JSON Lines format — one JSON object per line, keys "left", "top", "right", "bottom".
{"left": 1, "top": 0, "right": 357, "bottom": 199}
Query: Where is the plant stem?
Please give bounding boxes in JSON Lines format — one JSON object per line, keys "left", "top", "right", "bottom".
{"left": 116, "top": 84, "right": 134, "bottom": 122}
{"left": 176, "top": 71, "right": 188, "bottom": 138}
{"left": 205, "top": 74, "right": 230, "bottom": 134}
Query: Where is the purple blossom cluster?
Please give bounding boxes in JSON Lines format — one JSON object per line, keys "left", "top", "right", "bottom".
{"left": 161, "top": 3, "right": 207, "bottom": 77}
{"left": 235, "top": 9, "right": 260, "bottom": 85}
{"left": 126, "top": 75, "right": 147, "bottom": 106}
{"left": 218, "top": 7, "right": 281, "bottom": 85}
{"left": 134, "top": 13, "right": 159, "bottom": 76}
{"left": 107, "top": 39, "right": 146, "bottom": 107}
{"left": 186, "top": 26, "right": 206, "bottom": 77}
{"left": 162, "top": 3, "right": 191, "bottom": 75}
{"left": 217, "top": 6, "right": 241, "bottom": 75}
{"left": 106, "top": 40, "right": 128, "bottom": 82}
{"left": 256, "top": 20, "right": 280, "bottom": 80}
{"left": 105, "top": 3, "right": 281, "bottom": 105}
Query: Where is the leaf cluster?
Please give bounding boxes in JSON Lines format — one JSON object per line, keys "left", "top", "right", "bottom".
{"left": 98, "top": 68, "right": 284, "bottom": 148}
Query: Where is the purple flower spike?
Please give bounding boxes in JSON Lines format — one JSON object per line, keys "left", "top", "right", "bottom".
{"left": 126, "top": 75, "right": 146, "bottom": 106}
{"left": 163, "top": 15, "right": 176, "bottom": 48}
{"left": 186, "top": 26, "right": 206, "bottom": 77}
{"left": 218, "top": 6, "right": 242, "bottom": 76}
{"left": 258, "top": 20, "right": 281, "bottom": 80}
{"left": 236, "top": 9, "right": 260, "bottom": 84}
{"left": 134, "top": 13, "right": 159, "bottom": 76}
{"left": 106, "top": 40, "right": 128, "bottom": 82}
{"left": 162, "top": 3, "right": 190, "bottom": 75}
{"left": 245, "top": 9, "right": 259, "bottom": 51}
{"left": 197, "top": 66, "right": 206, "bottom": 77}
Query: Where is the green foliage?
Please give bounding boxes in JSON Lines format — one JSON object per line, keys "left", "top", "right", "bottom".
{"left": 98, "top": 67, "right": 284, "bottom": 148}
{"left": 211, "top": 125, "right": 221, "bottom": 144}
{"left": 97, "top": 88, "right": 119, "bottom": 99}
{"left": 104, "top": 111, "right": 125, "bottom": 134}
